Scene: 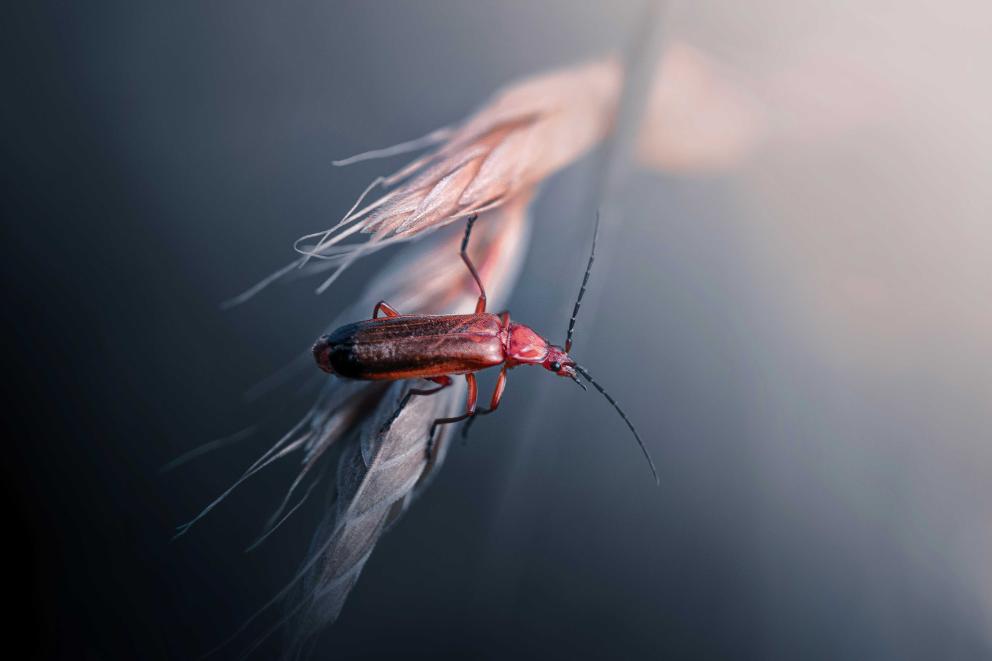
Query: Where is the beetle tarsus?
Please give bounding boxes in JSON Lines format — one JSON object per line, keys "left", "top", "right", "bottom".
{"left": 461, "top": 412, "right": 481, "bottom": 440}
{"left": 425, "top": 427, "right": 436, "bottom": 459}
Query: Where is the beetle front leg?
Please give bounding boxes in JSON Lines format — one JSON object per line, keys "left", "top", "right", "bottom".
{"left": 462, "top": 365, "right": 507, "bottom": 439}
{"left": 427, "top": 373, "right": 478, "bottom": 456}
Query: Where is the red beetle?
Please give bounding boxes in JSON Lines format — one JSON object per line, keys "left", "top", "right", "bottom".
{"left": 313, "top": 214, "right": 657, "bottom": 482}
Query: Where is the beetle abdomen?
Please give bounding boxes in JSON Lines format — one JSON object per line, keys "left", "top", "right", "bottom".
{"left": 314, "top": 313, "right": 505, "bottom": 380}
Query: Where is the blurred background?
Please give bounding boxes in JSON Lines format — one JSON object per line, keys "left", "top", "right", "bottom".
{"left": 3, "top": 1, "right": 991, "bottom": 659}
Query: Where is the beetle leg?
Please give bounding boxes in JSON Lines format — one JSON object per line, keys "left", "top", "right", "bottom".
{"left": 459, "top": 214, "right": 487, "bottom": 314}
{"left": 427, "top": 373, "right": 478, "bottom": 454}
{"left": 372, "top": 300, "right": 401, "bottom": 318}
{"left": 423, "top": 426, "right": 446, "bottom": 477}
{"left": 428, "top": 375, "right": 452, "bottom": 387}
{"left": 462, "top": 365, "right": 507, "bottom": 439}
{"left": 379, "top": 381, "right": 449, "bottom": 438}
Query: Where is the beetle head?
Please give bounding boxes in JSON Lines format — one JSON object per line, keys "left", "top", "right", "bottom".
{"left": 542, "top": 345, "right": 578, "bottom": 379}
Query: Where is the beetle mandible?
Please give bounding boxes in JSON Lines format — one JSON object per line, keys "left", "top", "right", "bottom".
{"left": 312, "top": 214, "right": 658, "bottom": 482}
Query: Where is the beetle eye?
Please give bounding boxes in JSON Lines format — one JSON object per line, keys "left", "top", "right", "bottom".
{"left": 550, "top": 361, "right": 561, "bottom": 371}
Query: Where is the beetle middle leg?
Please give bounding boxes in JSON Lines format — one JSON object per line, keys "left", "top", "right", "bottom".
{"left": 462, "top": 365, "right": 507, "bottom": 439}
{"left": 427, "top": 373, "right": 478, "bottom": 455}
{"left": 460, "top": 214, "right": 487, "bottom": 314}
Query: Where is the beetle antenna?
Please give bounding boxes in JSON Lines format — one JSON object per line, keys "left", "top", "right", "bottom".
{"left": 564, "top": 212, "right": 600, "bottom": 353}
{"left": 569, "top": 373, "right": 588, "bottom": 391}
{"left": 574, "top": 364, "right": 658, "bottom": 484}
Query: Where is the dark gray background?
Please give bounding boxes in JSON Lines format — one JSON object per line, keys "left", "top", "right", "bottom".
{"left": 4, "top": 1, "right": 991, "bottom": 660}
